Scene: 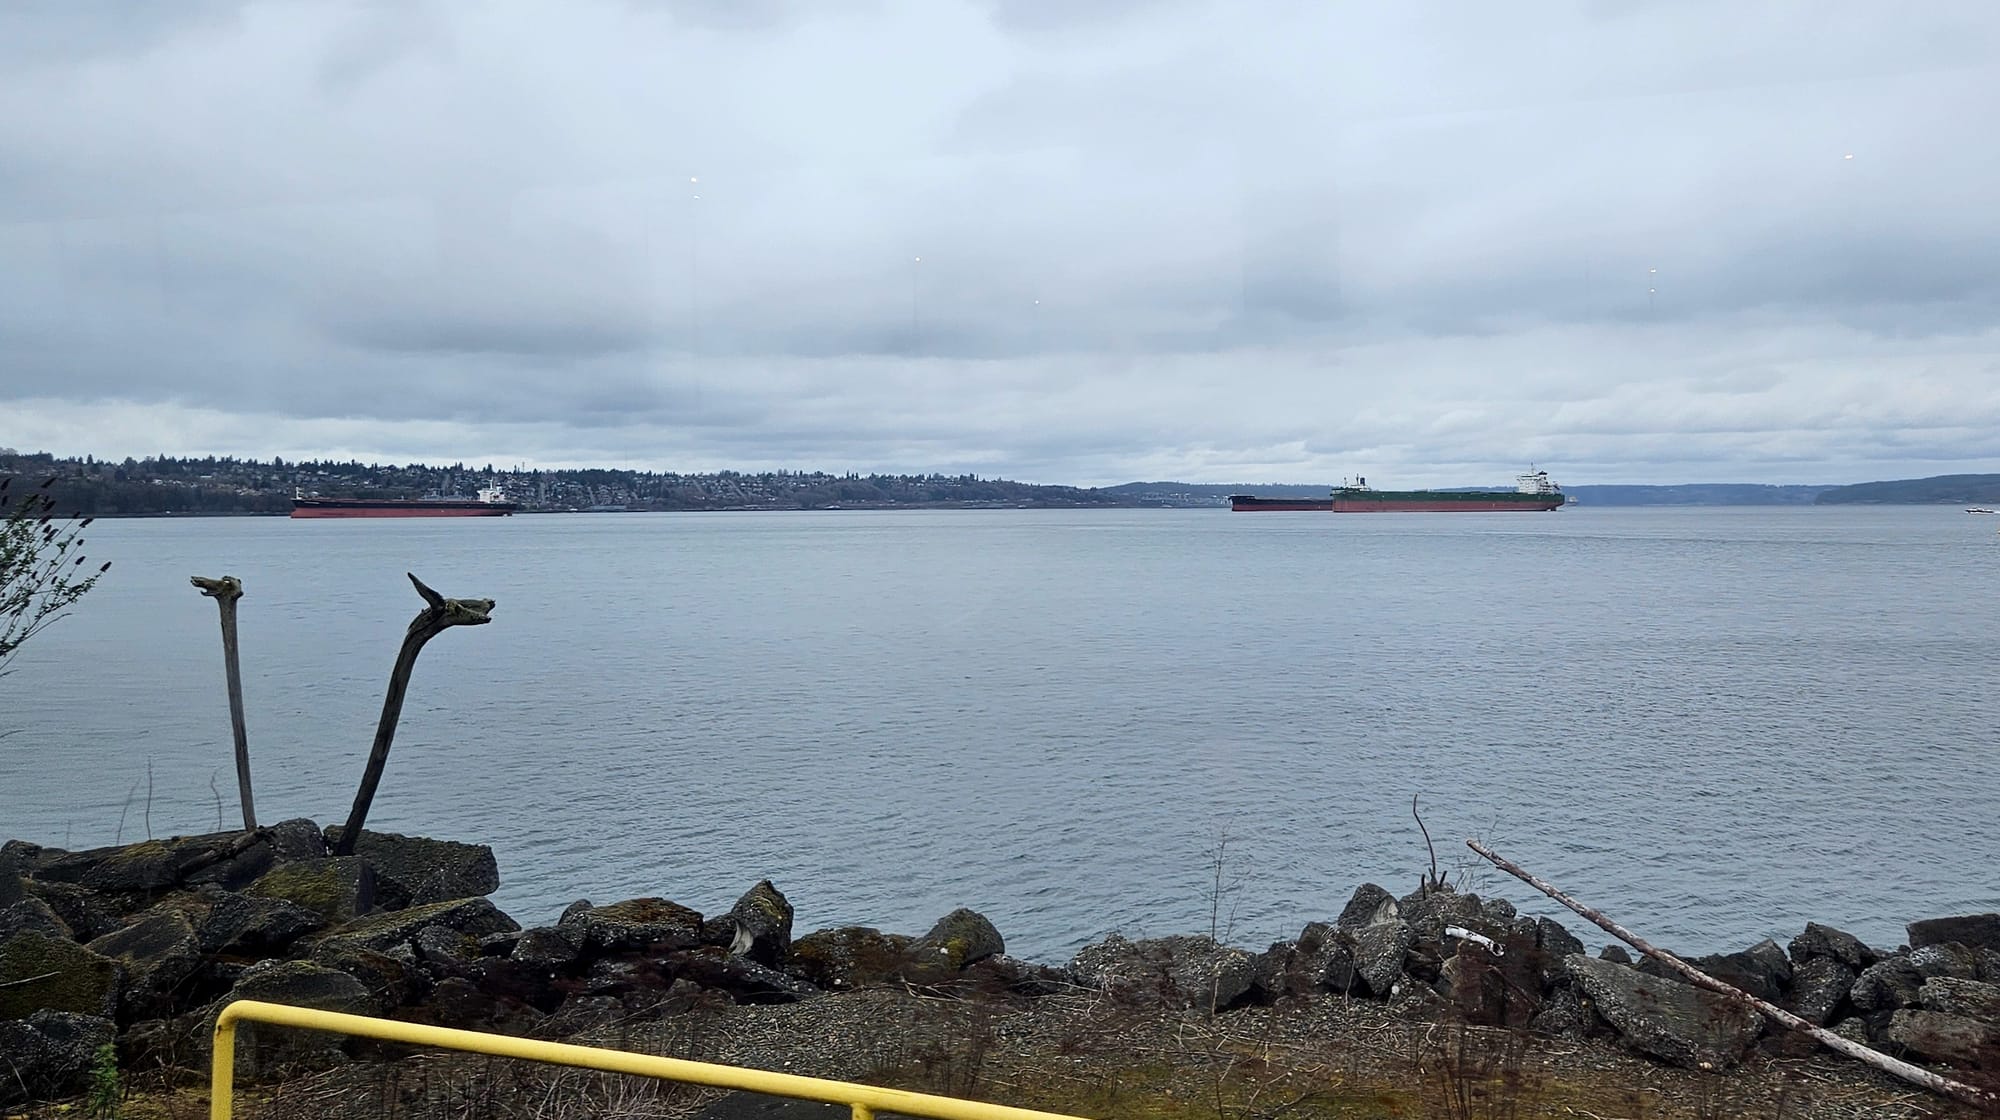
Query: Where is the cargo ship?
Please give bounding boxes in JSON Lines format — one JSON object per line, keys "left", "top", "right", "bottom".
{"left": 1230, "top": 469, "right": 1565, "bottom": 513}
{"left": 290, "top": 485, "right": 519, "bottom": 519}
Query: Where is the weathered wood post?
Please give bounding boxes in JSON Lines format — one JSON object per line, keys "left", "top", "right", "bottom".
{"left": 191, "top": 575, "right": 256, "bottom": 830}
{"left": 333, "top": 572, "right": 494, "bottom": 856}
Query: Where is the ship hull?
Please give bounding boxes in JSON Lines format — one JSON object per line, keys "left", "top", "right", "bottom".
{"left": 291, "top": 499, "right": 518, "bottom": 518}
{"left": 1230, "top": 492, "right": 1562, "bottom": 512}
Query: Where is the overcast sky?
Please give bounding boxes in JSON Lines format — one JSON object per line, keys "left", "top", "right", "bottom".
{"left": 2, "top": 1, "right": 1997, "bottom": 486}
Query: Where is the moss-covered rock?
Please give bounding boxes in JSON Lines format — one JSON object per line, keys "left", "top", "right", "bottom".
{"left": 0, "top": 930, "right": 121, "bottom": 1019}
{"left": 916, "top": 908, "right": 1004, "bottom": 970}
{"left": 86, "top": 907, "right": 204, "bottom": 1022}
{"left": 321, "top": 827, "right": 500, "bottom": 909}
{"left": 788, "top": 926, "right": 923, "bottom": 990}
{"left": 703, "top": 880, "right": 793, "bottom": 965}
{"left": 245, "top": 856, "right": 375, "bottom": 922}
{"left": 31, "top": 832, "right": 266, "bottom": 896}
{"left": 305, "top": 941, "right": 425, "bottom": 1013}
{"left": 221, "top": 960, "right": 378, "bottom": 1079}
{"left": 563, "top": 898, "right": 702, "bottom": 954}
{"left": 314, "top": 896, "right": 518, "bottom": 956}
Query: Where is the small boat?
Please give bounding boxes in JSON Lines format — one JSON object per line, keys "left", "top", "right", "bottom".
{"left": 1967, "top": 508, "right": 1996, "bottom": 514}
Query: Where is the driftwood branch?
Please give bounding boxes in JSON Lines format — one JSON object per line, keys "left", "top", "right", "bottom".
{"left": 332, "top": 573, "right": 495, "bottom": 857}
{"left": 1466, "top": 839, "right": 1997, "bottom": 1109}
{"left": 1412, "top": 794, "right": 1440, "bottom": 892}
{"left": 191, "top": 575, "right": 256, "bottom": 830}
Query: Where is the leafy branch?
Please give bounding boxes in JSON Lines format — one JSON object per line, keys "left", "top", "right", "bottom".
{"left": 1, "top": 474, "right": 111, "bottom": 677}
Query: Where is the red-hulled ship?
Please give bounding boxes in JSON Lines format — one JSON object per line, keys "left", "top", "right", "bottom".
{"left": 290, "top": 485, "right": 519, "bottom": 519}
{"left": 1230, "top": 470, "right": 1567, "bottom": 513}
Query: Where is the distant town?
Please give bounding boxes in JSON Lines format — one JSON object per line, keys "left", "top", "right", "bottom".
{"left": 0, "top": 450, "right": 1171, "bottom": 516}
{"left": 1, "top": 449, "right": 1993, "bottom": 515}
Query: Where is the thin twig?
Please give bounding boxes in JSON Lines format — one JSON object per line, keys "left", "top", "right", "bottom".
{"left": 0, "top": 971, "right": 59, "bottom": 989}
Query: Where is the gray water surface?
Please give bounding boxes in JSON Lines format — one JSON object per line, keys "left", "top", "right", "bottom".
{"left": 3, "top": 506, "right": 1995, "bottom": 960}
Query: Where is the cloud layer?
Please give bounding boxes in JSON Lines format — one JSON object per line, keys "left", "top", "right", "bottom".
{"left": 3, "top": 1, "right": 1998, "bottom": 485}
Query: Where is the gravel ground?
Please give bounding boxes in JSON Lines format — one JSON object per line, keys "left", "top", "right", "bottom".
{"left": 170, "top": 984, "right": 1988, "bottom": 1120}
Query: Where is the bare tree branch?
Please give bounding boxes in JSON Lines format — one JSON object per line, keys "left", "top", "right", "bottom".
{"left": 332, "top": 573, "right": 495, "bottom": 856}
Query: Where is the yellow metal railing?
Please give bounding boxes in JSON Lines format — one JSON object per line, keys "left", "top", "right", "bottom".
{"left": 210, "top": 999, "right": 1093, "bottom": 1120}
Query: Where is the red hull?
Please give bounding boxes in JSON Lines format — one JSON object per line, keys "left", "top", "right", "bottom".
{"left": 1229, "top": 495, "right": 1562, "bottom": 512}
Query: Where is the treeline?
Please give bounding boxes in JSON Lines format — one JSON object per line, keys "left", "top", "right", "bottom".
{"left": 0, "top": 451, "right": 1127, "bottom": 515}
{"left": 1813, "top": 474, "right": 2000, "bottom": 505}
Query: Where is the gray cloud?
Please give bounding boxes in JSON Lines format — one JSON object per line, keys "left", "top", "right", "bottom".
{"left": 2, "top": 0, "right": 1999, "bottom": 485}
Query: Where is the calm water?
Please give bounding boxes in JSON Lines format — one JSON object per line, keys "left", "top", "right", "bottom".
{"left": 3, "top": 507, "right": 1995, "bottom": 961}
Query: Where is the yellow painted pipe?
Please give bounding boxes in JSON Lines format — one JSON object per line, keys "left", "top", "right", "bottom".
{"left": 210, "top": 999, "right": 1090, "bottom": 1120}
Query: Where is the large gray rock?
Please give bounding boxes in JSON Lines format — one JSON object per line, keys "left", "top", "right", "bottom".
{"left": 0, "top": 849, "right": 25, "bottom": 910}
{"left": 1536, "top": 918, "right": 1586, "bottom": 960}
{"left": 703, "top": 880, "right": 794, "bottom": 966}
{"left": 1252, "top": 922, "right": 1359, "bottom": 1000}
{"left": 1396, "top": 887, "right": 1484, "bottom": 943}
{"left": 0, "top": 1010, "right": 116, "bottom": 1108}
{"left": 1565, "top": 955, "right": 1761, "bottom": 1070}
{"left": 915, "top": 908, "right": 1004, "bottom": 970}
{"left": 28, "top": 834, "right": 243, "bottom": 895}
{"left": 1851, "top": 956, "right": 1926, "bottom": 1012}
{"left": 305, "top": 941, "right": 425, "bottom": 1013}
{"left": 1884, "top": 1009, "right": 1998, "bottom": 1066}
{"left": 245, "top": 856, "right": 376, "bottom": 922}
{"left": 315, "top": 896, "right": 519, "bottom": 955}
{"left": 1352, "top": 920, "right": 1415, "bottom": 997}
{"left": 1908, "top": 914, "right": 2000, "bottom": 954}
{"left": 1787, "top": 956, "right": 1857, "bottom": 1026}
{"left": 1644, "top": 939, "right": 1792, "bottom": 1004}
{"left": 1918, "top": 976, "right": 2000, "bottom": 1023}
{"left": 1335, "top": 884, "right": 1398, "bottom": 932}
{"left": 0, "top": 897, "right": 73, "bottom": 941}
{"left": 671, "top": 945, "right": 820, "bottom": 1004}
{"left": 23, "top": 880, "right": 117, "bottom": 942}
{"left": 169, "top": 819, "right": 328, "bottom": 892}
{"left": 0, "top": 931, "right": 121, "bottom": 1019}
{"left": 1439, "top": 927, "right": 1549, "bottom": 1028}
{"left": 511, "top": 926, "right": 585, "bottom": 971}
{"left": 322, "top": 827, "right": 500, "bottom": 909}
{"left": 222, "top": 960, "right": 377, "bottom": 1078}
{"left": 198, "top": 891, "right": 325, "bottom": 955}
{"left": 1067, "top": 934, "right": 1256, "bottom": 1011}
{"left": 1909, "top": 942, "right": 1983, "bottom": 982}
{"left": 561, "top": 898, "right": 703, "bottom": 954}
{"left": 1789, "top": 922, "right": 1873, "bottom": 970}
{"left": 1527, "top": 977, "right": 1599, "bottom": 1041}
{"left": 86, "top": 908, "right": 204, "bottom": 1021}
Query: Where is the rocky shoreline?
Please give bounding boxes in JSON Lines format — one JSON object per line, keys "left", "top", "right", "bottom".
{"left": 2, "top": 822, "right": 1996, "bottom": 1117}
